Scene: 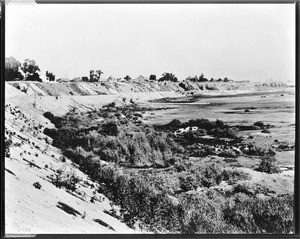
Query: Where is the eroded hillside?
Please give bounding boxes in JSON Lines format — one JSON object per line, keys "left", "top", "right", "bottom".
{"left": 4, "top": 80, "right": 294, "bottom": 234}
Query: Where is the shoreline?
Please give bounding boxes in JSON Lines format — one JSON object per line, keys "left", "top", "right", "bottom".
{"left": 150, "top": 89, "right": 293, "bottom": 103}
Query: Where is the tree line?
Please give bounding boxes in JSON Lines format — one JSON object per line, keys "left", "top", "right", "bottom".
{"left": 5, "top": 57, "right": 55, "bottom": 82}
{"left": 5, "top": 56, "right": 231, "bottom": 83}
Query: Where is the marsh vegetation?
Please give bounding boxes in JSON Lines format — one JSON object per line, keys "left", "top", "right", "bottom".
{"left": 42, "top": 102, "right": 294, "bottom": 234}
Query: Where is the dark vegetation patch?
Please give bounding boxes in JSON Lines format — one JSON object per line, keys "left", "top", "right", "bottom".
{"left": 272, "top": 141, "right": 295, "bottom": 152}
{"left": 56, "top": 201, "right": 82, "bottom": 216}
{"left": 256, "top": 157, "right": 282, "bottom": 174}
{"left": 223, "top": 194, "right": 293, "bottom": 234}
{"left": 49, "top": 169, "right": 81, "bottom": 191}
{"left": 93, "top": 219, "right": 115, "bottom": 231}
{"left": 5, "top": 136, "right": 12, "bottom": 158}
{"left": 22, "top": 158, "right": 42, "bottom": 169}
{"left": 43, "top": 107, "right": 292, "bottom": 233}
{"left": 5, "top": 168, "right": 16, "bottom": 176}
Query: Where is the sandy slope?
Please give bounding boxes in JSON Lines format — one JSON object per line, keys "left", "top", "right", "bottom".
{"left": 4, "top": 100, "right": 139, "bottom": 235}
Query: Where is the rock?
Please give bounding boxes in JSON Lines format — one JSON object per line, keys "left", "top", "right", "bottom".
{"left": 33, "top": 182, "right": 42, "bottom": 189}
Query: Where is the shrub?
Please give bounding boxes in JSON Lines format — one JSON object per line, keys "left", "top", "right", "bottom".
{"left": 219, "top": 149, "right": 237, "bottom": 158}
{"left": 257, "top": 157, "right": 282, "bottom": 174}
{"left": 215, "top": 119, "right": 225, "bottom": 127}
{"left": 5, "top": 136, "right": 12, "bottom": 158}
{"left": 221, "top": 169, "right": 251, "bottom": 185}
{"left": 46, "top": 71, "right": 55, "bottom": 81}
{"left": 245, "top": 145, "right": 276, "bottom": 157}
{"left": 167, "top": 119, "right": 182, "bottom": 129}
{"left": 179, "top": 82, "right": 189, "bottom": 91}
{"left": 179, "top": 174, "right": 197, "bottom": 191}
{"left": 103, "top": 102, "right": 116, "bottom": 108}
{"left": 100, "top": 121, "right": 119, "bottom": 136}
{"left": 43, "top": 111, "right": 64, "bottom": 128}
{"left": 223, "top": 194, "right": 294, "bottom": 233}
{"left": 186, "top": 118, "right": 216, "bottom": 130}
{"left": 192, "top": 148, "right": 212, "bottom": 157}
{"left": 200, "top": 164, "right": 223, "bottom": 187}
{"left": 43, "top": 128, "right": 57, "bottom": 139}
{"left": 210, "top": 127, "right": 237, "bottom": 139}
{"left": 180, "top": 194, "right": 236, "bottom": 233}
{"left": 254, "top": 121, "right": 264, "bottom": 128}
{"left": 183, "top": 130, "right": 206, "bottom": 140}
{"left": 50, "top": 168, "right": 81, "bottom": 191}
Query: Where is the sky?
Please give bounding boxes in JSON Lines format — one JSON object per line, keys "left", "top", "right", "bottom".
{"left": 6, "top": 3, "right": 295, "bottom": 82}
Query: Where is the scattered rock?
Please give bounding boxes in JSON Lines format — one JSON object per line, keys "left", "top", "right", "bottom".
{"left": 33, "top": 181, "right": 42, "bottom": 189}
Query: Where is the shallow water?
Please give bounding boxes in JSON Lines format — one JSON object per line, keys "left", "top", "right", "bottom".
{"left": 146, "top": 92, "right": 295, "bottom": 125}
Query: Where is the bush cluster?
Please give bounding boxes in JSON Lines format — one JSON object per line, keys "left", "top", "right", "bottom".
{"left": 244, "top": 144, "right": 276, "bottom": 157}
{"left": 5, "top": 136, "right": 12, "bottom": 158}
{"left": 223, "top": 194, "right": 293, "bottom": 233}
{"left": 43, "top": 111, "right": 64, "bottom": 128}
{"left": 50, "top": 168, "right": 81, "bottom": 191}
{"left": 44, "top": 110, "right": 293, "bottom": 234}
{"left": 257, "top": 157, "right": 282, "bottom": 174}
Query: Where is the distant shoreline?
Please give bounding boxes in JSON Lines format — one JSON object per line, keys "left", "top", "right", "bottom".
{"left": 150, "top": 89, "right": 294, "bottom": 103}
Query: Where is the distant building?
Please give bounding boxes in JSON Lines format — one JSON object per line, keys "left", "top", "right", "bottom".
{"left": 106, "top": 76, "right": 117, "bottom": 82}
{"left": 132, "top": 75, "right": 149, "bottom": 83}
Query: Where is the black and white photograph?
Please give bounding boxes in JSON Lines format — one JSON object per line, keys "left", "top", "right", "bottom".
{"left": 3, "top": 2, "right": 296, "bottom": 235}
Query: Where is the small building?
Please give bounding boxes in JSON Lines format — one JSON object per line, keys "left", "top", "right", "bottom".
{"left": 106, "top": 76, "right": 117, "bottom": 83}
{"left": 132, "top": 75, "right": 149, "bottom": 84}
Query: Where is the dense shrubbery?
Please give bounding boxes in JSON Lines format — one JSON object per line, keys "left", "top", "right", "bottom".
{"left": 180, "top": 194, "right": 237, "bottom": 233}
{"left": 257, "top": 157, "right": 282, "bottom": 174}
{"left": 44, "top": 110, "right": 183, "bottom": 167}
{"left": 210, "top": 127, "right": 237, "bottom": 139}
{"left": 43, "top": 110, "right": 293, "bottom": 233}
{"left": 5, "top": 136, "right": 12, "bottom": 158}
{"left": 244, "top": 145, "right": 276, "bottom": 157}
{"left": 43, "top": 111, "right": 64, "bottom": 128}
{"left": 223, "top": 194, "right": 293, "bottom": 233}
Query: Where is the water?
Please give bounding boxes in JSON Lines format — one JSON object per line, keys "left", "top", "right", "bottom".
{"left": 146, "top": 93, "right": 295, "bottom": 125}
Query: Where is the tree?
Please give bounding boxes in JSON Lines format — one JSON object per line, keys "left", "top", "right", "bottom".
{"left": 21, "top": 59, "right": 42, "bottom": 82}
{"left": 5, "top": 57, "right": 24, "bottom": 81}
{"left": 90, "top": 70, "right": 103, "bottom": 82}
{"left": 96, "top": 70, "right": 103, "bottom": 80}
{"left": 198, "top": 73, "right": 208, "bottom": 82}
{"left": 124, "top": 75, "right": 131, "bottom": 81}
{"left": 158, "top": 72, "right": 178, "bottom": 82}
{"left": 46, "top": 71, "right": 55, "bottom": 81}
{"left": 199, "top": 73, "right": 204, "bottom": 81}
{"left": 21, "top": 59, "right": 40, "bottom": 75}
{"left": 186, "top": 76, "right": 198, "bottom": 82}
{"left": 149, "top": 74, "right": 156, "bottom": 81}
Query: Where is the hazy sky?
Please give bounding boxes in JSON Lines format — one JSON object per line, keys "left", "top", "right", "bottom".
{"left": 6, "top": 3, "right": 295, "bottom": 82}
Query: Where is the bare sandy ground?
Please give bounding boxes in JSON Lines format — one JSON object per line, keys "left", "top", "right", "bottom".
{"left": 5, "top": 99, "right": 140, "bottom": 235}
